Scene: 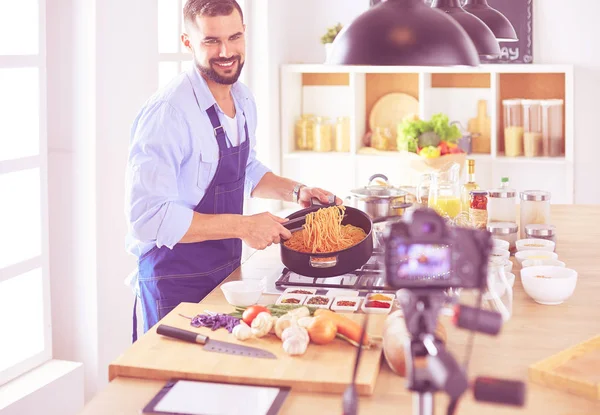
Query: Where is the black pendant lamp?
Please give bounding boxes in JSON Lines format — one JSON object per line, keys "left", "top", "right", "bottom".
{"left": 462, "top": 0, "right": 518, "bottom": 42}
{"left": 328, "top": 0, "right": 480, "bottom": 66}
{"left": 431, "top": 0, "right": 500, "bottom": 57}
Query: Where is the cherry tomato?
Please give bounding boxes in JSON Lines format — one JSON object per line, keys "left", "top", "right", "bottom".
{"left": 242, "top": 305, "right": 270, "bottom": 325}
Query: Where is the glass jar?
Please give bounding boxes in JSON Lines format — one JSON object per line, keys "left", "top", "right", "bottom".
{"left": 469, "top": 190, "right": 488, "bottom": 229}
{"left": 522, "top": 99, "right": 543, "bottom": 157}
{"left": 519, "top": 190, "right": 551, "bottom": 239}
{"left": 334, "top": 116, "right": 351, "bottom": 152}
{"left": 541, "top": 99, "right": 564, "bottom": 157}
{"left": 294, "top": 114, "right": 315, "bottom": 151}
{"left": 503, "top": 99, "right": 524, "bottom": 157}
{"left": 487, "top": 177, "right": 517, "bottom": 223}
{"left": 525, "top": 224, "right": 557, "bottom": 244}
{"left": 371, "top": 127, "right": 392, "bottom": 151}
{"left": 312, "top": 116, "right": 332, "bottom": 152}
{"left": 487, "top": 222, "right": 519, "bottom": 254}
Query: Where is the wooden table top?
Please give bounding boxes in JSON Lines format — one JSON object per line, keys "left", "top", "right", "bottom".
{"left": 80, "top": 205, "right": 600, "bottom": 415}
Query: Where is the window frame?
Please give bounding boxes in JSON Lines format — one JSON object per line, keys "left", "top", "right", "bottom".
{"left": 0, "top": 0, "right": 52, "bottom": 387}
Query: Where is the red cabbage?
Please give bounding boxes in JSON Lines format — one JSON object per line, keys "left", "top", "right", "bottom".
{"left": 190, "top": 313, "right": 241, "bottom": 333}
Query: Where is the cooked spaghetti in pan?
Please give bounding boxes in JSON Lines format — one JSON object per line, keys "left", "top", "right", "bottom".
{"left": 284, "top": 205, "right": 367, "bottom": 253}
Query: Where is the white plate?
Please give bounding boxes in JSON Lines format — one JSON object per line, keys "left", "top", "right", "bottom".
{"left": 361, "top": 299, "right": 393, "bottom": 314}
{"left": 283, "top": 287, "right": 317, "bottom": 295}
{"left": 324, "top": 289, "right": 359, "bottom": 297}
{"left": 330, "top": 296, "right": 362, "bottom": 313}
{"left": 366, "top": 293, "right": 396, "bottom": 303}
{"left": 276, "top": 294, "right": 307, "bottom": 306}
{"left": 304, "top": 295, "right": 334, "bottom": 309}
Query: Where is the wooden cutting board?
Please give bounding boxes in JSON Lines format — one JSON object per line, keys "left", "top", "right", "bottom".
{"left": 468, "top": 100, "right": 491, "bottom": 154}
{"left": 109, "top": 302, "right": 385, "bottom": 396}
{"left": 529, "top": 335, "right": 600, "bottom": 400}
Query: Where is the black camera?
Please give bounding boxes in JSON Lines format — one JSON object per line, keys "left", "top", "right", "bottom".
{"left": 383, "top": 208, "right": 493, "bottom": 290}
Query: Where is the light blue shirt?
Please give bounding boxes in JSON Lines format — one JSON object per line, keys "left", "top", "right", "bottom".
{"left": 125, "top": 66, "right": 271, "bottom": 259}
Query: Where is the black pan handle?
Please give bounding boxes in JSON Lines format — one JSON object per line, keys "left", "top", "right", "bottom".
{"left": 157, "top": 325, "right": 208, "bottom": 345}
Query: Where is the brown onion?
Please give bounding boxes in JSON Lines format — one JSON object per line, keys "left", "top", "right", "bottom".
{"left": 307, "top": 316, "right": 338, "bottom": 345}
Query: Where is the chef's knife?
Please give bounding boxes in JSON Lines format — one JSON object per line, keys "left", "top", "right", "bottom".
{"left": 156, "top": 325, "right": 277, "bottom": 359}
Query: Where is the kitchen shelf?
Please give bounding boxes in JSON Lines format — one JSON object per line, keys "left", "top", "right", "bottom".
{"left": 280, "top": 64, "right": 575, "bottom": 204}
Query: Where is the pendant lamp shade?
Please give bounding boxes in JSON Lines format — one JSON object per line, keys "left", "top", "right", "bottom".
{"left": 462, "top": 0, "right": 518, "bottom": 42}
{"left": 328, "top": 0, "right": 480, "bottom": 66}
{"left": 431, "top": 0, "right": 500, "bottom": 57}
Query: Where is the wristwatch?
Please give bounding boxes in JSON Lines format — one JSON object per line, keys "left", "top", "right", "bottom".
{"left": 292, "top": 184, "right": 306, "bottom": 204}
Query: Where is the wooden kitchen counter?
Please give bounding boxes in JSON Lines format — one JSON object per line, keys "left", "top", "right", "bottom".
{"left": 81, "top": 205, "right": 600, "bottom": 415}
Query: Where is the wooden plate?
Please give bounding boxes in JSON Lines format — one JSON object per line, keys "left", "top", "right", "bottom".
{"left": 369, "top": 93, "right": 419, "bottom": 137}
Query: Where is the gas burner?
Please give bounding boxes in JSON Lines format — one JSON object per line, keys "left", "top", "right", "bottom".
{"left": 274, "top": 250, "right": 397, "bottom": 293}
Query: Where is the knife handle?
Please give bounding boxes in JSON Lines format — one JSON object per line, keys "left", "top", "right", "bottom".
{"left": 157, "top": 325, "right": 208, "bottom": 345}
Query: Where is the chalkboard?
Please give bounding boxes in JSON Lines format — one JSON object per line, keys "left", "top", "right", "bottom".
{"left": 369, "top": 0, "right": 534, "bottom": 64}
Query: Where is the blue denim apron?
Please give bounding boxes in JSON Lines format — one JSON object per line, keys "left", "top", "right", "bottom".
{"left": 133, "top": 102, "right": 250, "bottom": 341}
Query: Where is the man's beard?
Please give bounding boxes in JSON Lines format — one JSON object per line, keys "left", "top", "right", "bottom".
{"left": 196, "top": 56, "right": 244, "bottom": 85}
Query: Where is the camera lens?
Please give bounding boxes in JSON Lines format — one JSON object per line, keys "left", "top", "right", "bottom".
{"left": 421, "top": 222, "right": 435, "bottom": 234}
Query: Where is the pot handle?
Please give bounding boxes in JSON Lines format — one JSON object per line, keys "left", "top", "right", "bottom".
{"left": 310, "top": 256, "right": 338, "bottom": 268}
{"left": 390, "top": 201, "right": 413, "bottom": 210}
{"left": 368, "top": 174, "right": 389, "bottom": 187}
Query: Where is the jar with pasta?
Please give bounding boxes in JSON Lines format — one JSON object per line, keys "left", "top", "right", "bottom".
{"left": 371, "top": 127, "right": 392, "bottom": 151}
{"left": 312, "top": 116, "right": 332, "bottom": 152}
{"left": 334, "top": 116, "right": 351, "bottom": 152}
{"left": 522, "top": 99, "right": 543, "bottom": 157}
{"left": 295, "top": 114, "right": 315, "bottom": 151}
{"left": 469, "top": 190, "right": 488, "bottom": 229}
{"left": 503, "top": 99, "right": 523, "bottom": 157}
{"left": 519, "top": 190, "right": 551, "bottom": 239}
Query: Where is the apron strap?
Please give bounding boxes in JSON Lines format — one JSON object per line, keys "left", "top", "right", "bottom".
{"left": 132, "top": 295, "right": 138, "bottom": 343}
{"left": 206, "top": 105, "right": 228, "bottom": 151}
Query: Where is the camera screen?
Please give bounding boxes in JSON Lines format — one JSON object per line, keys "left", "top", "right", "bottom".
{"left": 393, "top": 243, "right": 451, "bottom": 281}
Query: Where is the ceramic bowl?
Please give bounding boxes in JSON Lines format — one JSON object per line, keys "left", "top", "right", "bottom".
{"left": 492, "top": 238, "right": 510, "bottom": 251}
{"left": 490, "top": 248, "right": 510, "bottom": 261}
{"left": 520, "top": 266, "right": 577, "bottom": 305}
{"left": 220, "top": 280, "right": 264, "bottom": 306}
{"left": 489, "top": 257, "right": 514, "bottom": 274}
{"left": 515, "top": 250, "right": 558, "bottom": 266}
{"left": 522, "top": 259, "right": 566, "bottom": 268}
{"left": 516, "top": 238, "right": 556, "bottom": 252}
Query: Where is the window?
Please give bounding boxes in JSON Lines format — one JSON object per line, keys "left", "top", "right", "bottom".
{"left": 158, "top": 0, "right": 247, "bottom": 88}
{"left": 0, "top": 0, "right": 51, "bottom": 386}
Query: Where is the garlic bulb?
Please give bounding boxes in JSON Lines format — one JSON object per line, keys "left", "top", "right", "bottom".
{"left": 270, "top": 316, "right": 279, "bottom": 335}
{"left": 275, "top": 314, "right": 294, "bottom": 339}
{"left": 297, "top": 316, "right": 314, "bottom": 329}
{"left": 283, "top": 335, "right": 308, "bottom": 356}
{"left": 232, "top": 321, "right": 252, "bottom": 341}
{"left": 281, "top": 325, "right": 309, "bottom": 344}
{"left": 251, "top": 312, "right": 273, "bottom": 338}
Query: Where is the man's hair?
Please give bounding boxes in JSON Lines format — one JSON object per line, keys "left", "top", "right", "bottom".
{"left": 183, "top": 0, "right": 244, "bottom": 27}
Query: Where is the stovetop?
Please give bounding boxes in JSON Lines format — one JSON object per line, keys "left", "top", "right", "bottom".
{"left": 269, "top": 249, "right": 398, "bottom": 294}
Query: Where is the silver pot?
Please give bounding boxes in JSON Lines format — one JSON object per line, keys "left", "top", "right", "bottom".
{"left": 347, "top": 174, "right": 411, "bottom": 220}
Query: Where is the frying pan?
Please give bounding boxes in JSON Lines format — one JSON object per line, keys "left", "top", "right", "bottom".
{"left": 280, "top": 198, "right": 406, "bottom": 278}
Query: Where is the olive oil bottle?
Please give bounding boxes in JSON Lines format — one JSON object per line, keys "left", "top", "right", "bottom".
{"left": 461, "top": 159, "right": 480, "bottom": 212}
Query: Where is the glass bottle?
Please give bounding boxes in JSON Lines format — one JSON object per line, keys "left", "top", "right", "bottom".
{"left": 461, "top": 159, "right": 479, "bottom": 212}
{"left": 522, "top": 99, "right": 543, "bottom": 157}
{"left": 334, "top": 116, "right": 351, "bottom": 152}
{"left": 503, "top": 99, "right": 524, "bottom": 157}
{"left": 294, "top": 114, "right": 314, "bottom": 151}
{"left": 487, "top": 177, "right": 517, "bottom": 223}
{"left": 541, "top": 99, "right": 564, "bottom": 157}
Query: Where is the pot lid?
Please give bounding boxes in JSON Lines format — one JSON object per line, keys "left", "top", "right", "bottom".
{"left": 351, "top": 174, "right": 407, "bottom": 198}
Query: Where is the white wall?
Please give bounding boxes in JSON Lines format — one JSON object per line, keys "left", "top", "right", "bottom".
{"left": 533, "top": 0, "right": 599, "bottom": 203}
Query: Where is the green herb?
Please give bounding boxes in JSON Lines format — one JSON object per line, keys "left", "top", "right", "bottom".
{"left": 230, "top": 304, "right": 319, "bottom": 318}
{"left": 321, "top": 23, "right": 343, "bottom": 44}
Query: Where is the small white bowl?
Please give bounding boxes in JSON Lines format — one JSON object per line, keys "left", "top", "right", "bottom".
{"left": 492, "top": 238, "right": 510, "bottom": 251}
{"left": 283, "top": 287, "right": 317, "bottom": 295}
{"left": 520, "top": 266, "right": 578, "bottom": 305}
{"left": 361, "top": 299, "right": 393, "bottom": 314}
{"left": 304, "top": 295, "right": 333, "bottom": 309}
{"left": 516, "top": 238, "right": 556, "bottom": 252}
{"left": 276, "top": 293, "right": 307, "bottom": 306}
{"left": 490, "top": 248, "right": 510, "bottom": 261}
{"left": 324, "top": 289, "right": 359, "bottom": 297}
{"left": 330, "top": 296, "right": 362, "bottom": 312}
{"left": 220, "top": 280, "right": 264, "bottom": 306}
{"left": 515, "top": 250, "right": 558, "bottom": 266}
{"left": 489, "top": 257, "right": 513, "bottom": 274}
{"left": 522, "top": 259, "right": 566, "bottom": 268}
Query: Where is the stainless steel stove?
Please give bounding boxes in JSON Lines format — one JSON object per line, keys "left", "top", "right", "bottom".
{"left": 271, "top": 248, "right": 398, "bottom": 294}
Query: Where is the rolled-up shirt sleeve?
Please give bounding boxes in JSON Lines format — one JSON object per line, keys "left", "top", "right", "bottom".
{"left": 125, "top": 101, "right": 193, "bottom": 249}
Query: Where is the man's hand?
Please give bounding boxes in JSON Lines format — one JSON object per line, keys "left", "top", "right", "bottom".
{"left": 241, "top": 212, "right": 293, "bottom": 250}
{"left": 298, "top": 187, "right": 343, "bottom": 208}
